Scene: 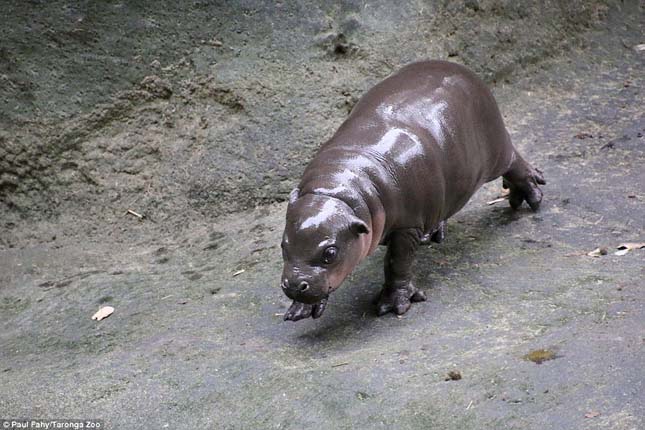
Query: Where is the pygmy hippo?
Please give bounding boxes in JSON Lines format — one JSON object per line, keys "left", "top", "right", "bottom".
{"left": 280, "top": 60, "right": 545, "bottom": 321}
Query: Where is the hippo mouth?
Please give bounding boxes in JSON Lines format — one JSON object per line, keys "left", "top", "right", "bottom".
{"left": 283, "top": 296, "right": 328, "bottom": 321}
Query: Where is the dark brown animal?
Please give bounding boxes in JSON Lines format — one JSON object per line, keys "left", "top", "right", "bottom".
{"left": 280, "top": 60, "right": 545, "bottom": 321}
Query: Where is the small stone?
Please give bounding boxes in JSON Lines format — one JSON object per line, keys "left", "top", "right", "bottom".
{"left": 445, "top": 370, "right": 462, "bottom": 381}
{"left": 464, "top": 0, "right": 480, "bottom": 11}
{"left": 356, "top": 391, "right": 370, "bottom": 400}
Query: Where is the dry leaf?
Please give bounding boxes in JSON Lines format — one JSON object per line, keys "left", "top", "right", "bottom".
{"left": 617, "top": 242, "right": 645, "bottom": 250}
{"left": 91, "top": 306, "right": 114, "bottom": 321}
{"left": 524, "top": 349, "right": 557, "bottom": 364}
{"left": 587, "top": 247, "right": 607, "bottom": 257}
{"left": 633, "top": 44, "right": 645, "bottom": 52}
{"left": 584, "top": 411, "right": 600, "bottom": 418}
{"left": 614, "top": 243, "right": 645, "bottom": 256}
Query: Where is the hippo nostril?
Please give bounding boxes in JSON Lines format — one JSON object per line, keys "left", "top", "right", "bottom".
{"left": 298, "top": 281, "right": 309, "bottom": 292}
{"left": 281, "top": 280, "right": 289, "bottom": 290}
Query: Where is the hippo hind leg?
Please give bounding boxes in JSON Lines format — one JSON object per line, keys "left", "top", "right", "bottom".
{"left": 419, "top": 220, "right": 446, "bottom": 245}
{"left": 502, "top": 151, "right": 546, "bottom": 211}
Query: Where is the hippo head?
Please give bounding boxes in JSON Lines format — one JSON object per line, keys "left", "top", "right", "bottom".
{"left": 280, "top": 188, "right": 371, "bottom": 321}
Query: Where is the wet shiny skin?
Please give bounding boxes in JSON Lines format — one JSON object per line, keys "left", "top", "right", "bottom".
{"left": 281, "top": 194, "right": 370, "bottom": 305}
{"left": 281, "top": 60, "right": 544, "bottom": 321}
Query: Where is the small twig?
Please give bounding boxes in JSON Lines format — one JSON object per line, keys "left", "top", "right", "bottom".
{"left": 232, "top": 269, "right": 245, "bottom": 277}
{"left": 486, "top": 189, "right": 510, "bottom": 205}
{"left": 126, "top": 209, "right": 144, "bottom": 219}
{"left": 466, "top": 400, "right": 473, "bottom": 410}
{"left": 486, "top": 196, "right": 509, "bottom": 205}
{"left": 331, "top": 362, "right": 349, "bottom": 368}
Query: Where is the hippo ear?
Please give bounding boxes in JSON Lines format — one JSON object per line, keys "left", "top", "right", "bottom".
{"left": 349, "top": 218, "right": 370, "bottom": 236}
{"left": 288, "top": 188, "right": 300, "bottom": 205}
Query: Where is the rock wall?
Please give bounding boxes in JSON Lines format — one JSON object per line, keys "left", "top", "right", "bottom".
{"left": 0, "top": 0, "right": 612, "bottom": 238}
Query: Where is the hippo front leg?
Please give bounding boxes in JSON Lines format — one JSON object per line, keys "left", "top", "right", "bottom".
{"left": 502, "top": 151, "right": 546, "bottom": 211}
{"left": 376, "top": 229, "right": 427, "bottom": 316}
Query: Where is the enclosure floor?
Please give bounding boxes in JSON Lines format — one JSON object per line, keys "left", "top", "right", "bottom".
{"left": 1, "top": 7, "right": 644, "bottom": 430}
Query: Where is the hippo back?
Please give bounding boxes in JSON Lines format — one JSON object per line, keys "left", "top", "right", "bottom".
{"left": 300, "top": 61, "right": 513, "bottom": 240}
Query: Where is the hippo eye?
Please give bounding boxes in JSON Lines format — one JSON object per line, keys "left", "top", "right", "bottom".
{"left": 322, "top": 246, "right": 338, "bottom": 264}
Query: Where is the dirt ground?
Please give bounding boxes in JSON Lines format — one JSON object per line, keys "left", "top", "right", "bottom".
{"left": 1, "top": 1, "right": 644, "bottom": 429}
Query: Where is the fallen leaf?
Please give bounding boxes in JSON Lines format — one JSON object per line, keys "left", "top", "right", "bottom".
{"left": 613, "top": 242, "right": 645, "bottom": 256}
{"left": 91, "top": 306, "right": 114, "bottom": 321}
{"left": 524, "top": 349, "right": 557, "bottom": 364}
{"left": 617, "top": 242, "right": 645, "bottom": 250}
{"left": 587, "top": 247, "right": 608, "bottom": 257}
{"left": 633, "top": 44, "right": 645, "bottom": 52}
{"left": 585, "top": 410, "right": 601, "bottom": 418}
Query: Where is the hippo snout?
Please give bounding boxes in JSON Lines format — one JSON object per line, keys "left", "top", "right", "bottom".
{"left": 281, "top": 278, "right": 326, "bottom": 304}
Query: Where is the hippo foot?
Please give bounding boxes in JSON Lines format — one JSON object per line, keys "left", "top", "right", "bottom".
{"left": 420, "top": 221, "right": 446, "bottom": 245}
{"left": 284, "top": 298, "right": 328, "bottom": 321}
{"left": 503, "top": 167, "right": 546, "bottom": 212}
{"left": 376, "top": 283, "right": 426, "bottom": 316}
